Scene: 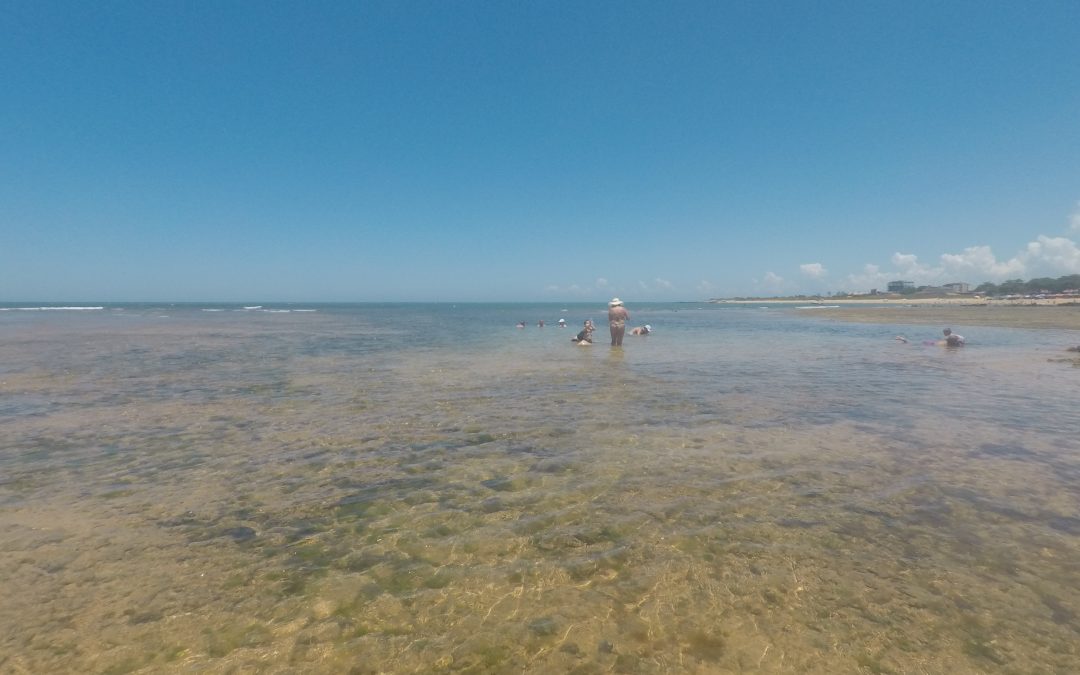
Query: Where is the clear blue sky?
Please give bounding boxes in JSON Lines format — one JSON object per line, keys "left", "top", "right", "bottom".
{"left": 4, "top": 1, "right": 1080, "bottom": 301}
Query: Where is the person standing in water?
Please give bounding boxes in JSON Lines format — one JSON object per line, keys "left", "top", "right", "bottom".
{"left": 608, "top": 298, "right": 629, "bottom": 347}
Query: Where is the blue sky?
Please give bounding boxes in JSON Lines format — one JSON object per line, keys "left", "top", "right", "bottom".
{"left": 3, "top": 1, "right": 1080, "bottom": 301}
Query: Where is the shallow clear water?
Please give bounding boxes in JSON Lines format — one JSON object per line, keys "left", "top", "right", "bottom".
{"left": 1, "top": 303, "right": 1078, "bottom": 673}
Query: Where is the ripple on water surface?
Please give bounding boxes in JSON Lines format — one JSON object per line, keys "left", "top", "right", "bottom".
{"left": 1, "top": 305, "right": 1078, "bottom": 673}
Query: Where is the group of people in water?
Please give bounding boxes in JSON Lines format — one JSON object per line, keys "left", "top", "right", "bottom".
{"left": 572, "top": 298, "right": 652, "bottom": 346}
{"left": 524, "top": 304, "right": 967, "bottom": 350}
{"left": 523, "top": 302, "right": 970, "bottom": 351}
{"left": 518, "top": 298, "right": 651, "bottom": 347}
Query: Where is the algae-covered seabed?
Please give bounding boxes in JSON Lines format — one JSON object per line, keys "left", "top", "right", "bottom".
{"left": 2, "top": 313, "right": 1079, "bottom": 673}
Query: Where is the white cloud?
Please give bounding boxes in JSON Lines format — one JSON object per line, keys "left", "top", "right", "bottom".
{"left": 933, "top": 237, "right": 1080, "bottom": 281}
{"left": 595, "top": 277, "right": 609, "bottom": 288}
{"left": 835, "top": 234, "right": 1080, "bottom": 293}
{"left": 654, "top": 277, "right": 674, "bottom": 290}
{"left": 697, "top": 280, "right": 715, "bottom": 295}
{"left": 841, "top": 264, "right": 890, "bottom": 292}
{"left": 883, "top": 252, "right": 940, "bottom": 284}
{"left": 1070, "top": 202, "right": 1080, "bottom": 232}
{"left": 799, "top": 263, "right": 827, "bottom": 279}
{"left": 940, "top": 245, "right": 1024, "bottom": 279}
{"left": 891, "top": 252, "right": 923, "bottom": 272}
{"left": 1023, "top": 235, "right": 1080, "bottom": 274}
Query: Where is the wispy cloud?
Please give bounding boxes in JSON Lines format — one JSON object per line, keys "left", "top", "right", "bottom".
{"left": 757, "top": 271, "right": 785, "bottom": 292}
{"left": 632, "top": 278, "right": 676, "bottom": 293}
{"left": 799, "top": 263, "right": 827, "bottom": 279}
{"left": 546, "top": 277, "right": 616, "bottom": 296}
{"left": 1070, "top": 202, "right": 1080, "bottom": 232}
{"left": 842, "top": 264, "right": 889, "bottom": 291}
{"left": 544, "top": 283, "right": 589, "bottom": 296}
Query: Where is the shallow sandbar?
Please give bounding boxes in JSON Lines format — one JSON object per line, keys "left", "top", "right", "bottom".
{"left": 809, "top": 304, "right": 1080, "bottom": 331}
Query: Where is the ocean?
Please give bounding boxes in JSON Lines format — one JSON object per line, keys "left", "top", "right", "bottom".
{"left": 1, "top": 302, "right": 1078, "bottom": 673}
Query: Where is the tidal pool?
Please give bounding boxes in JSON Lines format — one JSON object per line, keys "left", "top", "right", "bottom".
{"left": 1, "top": 304, "right": 1078, "bottom": 673}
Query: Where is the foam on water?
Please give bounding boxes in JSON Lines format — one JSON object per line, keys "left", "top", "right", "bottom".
{"left": 0, "top": 306, "right": 104, "bottom": 311}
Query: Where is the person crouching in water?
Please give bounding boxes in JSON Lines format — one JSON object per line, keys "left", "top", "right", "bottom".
{"left": 943, "top": 328, "right": 965, "bottom": 347}
{"left": 630, "top": 324, "right": 651, "bottom": 336}
{"left": 572, "top": 320, "right": 594, "bottom": 345}
{"left": 608, "top": 298, "right": 629, "bottom": 346}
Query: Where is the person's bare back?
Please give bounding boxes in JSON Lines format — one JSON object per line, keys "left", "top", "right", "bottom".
{"left": 607, "top": 298, "right": 629, "bottom": 346}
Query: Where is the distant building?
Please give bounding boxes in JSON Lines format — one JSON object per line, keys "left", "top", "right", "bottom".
{"left": 887, "top": 280, "right": 915, "bottom": 292}
{"left": 943, "top": 282, "right": 971, "bottom": 293}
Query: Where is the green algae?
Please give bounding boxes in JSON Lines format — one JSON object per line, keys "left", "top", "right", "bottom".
{"left": 5, "top": 310, "right": 1080, "bottom": 674}
{"left": 205, "top": 622, "right": 273, "bottom": 658}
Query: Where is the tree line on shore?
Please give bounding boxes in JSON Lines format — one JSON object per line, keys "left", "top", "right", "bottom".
{"left": 973, "top": 274, "right": 1080, "bottom": 296}
{"left": 722, "top": 274, "right": 1080, "bottom": 301}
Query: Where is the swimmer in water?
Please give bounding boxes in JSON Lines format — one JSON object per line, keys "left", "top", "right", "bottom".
{"left": 942, "top": 328, "right": 965, "bottom": 347}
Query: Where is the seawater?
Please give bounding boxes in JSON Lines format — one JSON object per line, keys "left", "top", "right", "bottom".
{"left": 1, "top": 303, "right": 1078, "bottom": 673}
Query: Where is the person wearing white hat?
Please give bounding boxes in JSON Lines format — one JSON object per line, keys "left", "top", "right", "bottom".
{"left": 607, "top": 298, "right": 629, "bottom": 346}
{"left": 631, "top": 324, "right": 651, "bottom": 335}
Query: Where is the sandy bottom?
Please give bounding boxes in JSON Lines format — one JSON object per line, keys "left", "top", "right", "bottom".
{"left": 1, "top": 314, "right": 1079, "bottom": 673}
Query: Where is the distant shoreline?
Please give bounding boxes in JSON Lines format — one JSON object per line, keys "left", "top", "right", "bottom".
{"left": 712, "top": 296, "right": 1079, "bottom": 307}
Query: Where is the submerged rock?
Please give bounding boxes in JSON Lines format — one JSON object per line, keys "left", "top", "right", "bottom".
{"left": 222, "top": 526, "right": 257, "bottom": 542}
{"left": 529, "top": 617, "right": 558, "bottom": 636}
